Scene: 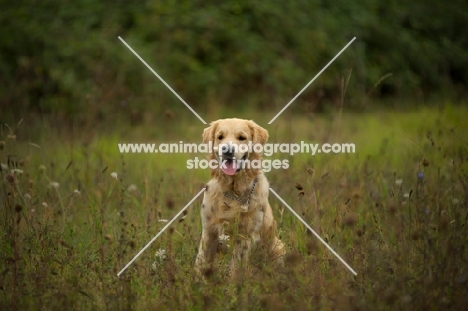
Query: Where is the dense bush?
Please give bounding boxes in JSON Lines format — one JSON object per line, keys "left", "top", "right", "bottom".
{"left": 1, "top": 0, "right": 467, "bottom": 119}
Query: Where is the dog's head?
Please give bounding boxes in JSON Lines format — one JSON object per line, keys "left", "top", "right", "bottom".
{"left": 203, "top": 118, "right": 268, "bottom": 177}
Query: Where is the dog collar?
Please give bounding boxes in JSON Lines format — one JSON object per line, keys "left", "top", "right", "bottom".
{"left": 223, "top": 177, "right": 258, "bottom": 211}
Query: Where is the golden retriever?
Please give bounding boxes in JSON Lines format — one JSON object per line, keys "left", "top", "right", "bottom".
{"left": 195, "top": 118, "right": 285, "bottom": 275}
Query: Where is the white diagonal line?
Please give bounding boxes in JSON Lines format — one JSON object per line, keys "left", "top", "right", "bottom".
{"left": 269, "top": 188, "right": 357, "bottom": 275}
{"left": 268, "top": 37, "right": 356, "bottom": 124}
{"left": 118, "top": 36, "right": 207, "bottom": 124}
{"left": 117, "top": 187, "right": 206, "bottom": 277}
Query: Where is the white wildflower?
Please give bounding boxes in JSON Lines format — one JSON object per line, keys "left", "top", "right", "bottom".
{"left": 219, "top": 234, "right": 230, "bottom": 242}
{"left": 127, "top": 184, "right": 138, "bottom": 193}
{"left": 155, "top": 249, "right": 166, "bottom": 260}
{"left": 395, "top": 179, "right": 403, "bottom": 186}
{"left": 49, "top": 182, "right": 60, "bottom": 189}
{"left": 0, "top": 163, "right": 8, "bottom": 170}
{"left": 73, "top": 189, "right": 81, "bottom": 196}
{"left": 110, "top": 172, "right": 118, "bottom": 180}
{"left": 11, "top": 169, "right": 23, "bottom": 175}
{"left": 158, "top": 219, "right": 168, "bottom": 223}
{"left": 151, "top": 250, "right": 166, "bottom": 271}
{"left": 403, "top": 193, "right": 409, "bottom": 198}
{"left": 42, "top": 202, "right": 48, "bottom": 207}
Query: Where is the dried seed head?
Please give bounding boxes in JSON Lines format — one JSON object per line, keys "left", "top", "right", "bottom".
{"left": 166, "top": 198, "right": 175, "bottom": 209}
{"left": 0, "top": 141, "right": 4, "bottom": 150}
{"left": 343, "top": 213, "right": 357, "bottom": 227}
{"left": 15, "top": 204, "right": 23, "bottom": 213}
{"left": 295, "top": 183, "right": 303, "bottom": 191}
{"left": 307, "top": 168, "right": 314, "bottom": 176}
{"left": 6, "top": 174, "right": 15, "bottom": 185}
{"left": 422, "top": 158, "right": 430, "bottom": 167}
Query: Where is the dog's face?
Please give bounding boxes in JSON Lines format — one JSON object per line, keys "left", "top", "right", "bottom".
{"left": 203, "top": 118, "right": 268, "bottom": 176}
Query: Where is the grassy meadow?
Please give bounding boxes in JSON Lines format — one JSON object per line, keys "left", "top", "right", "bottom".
{"left": 1, "top": 103, "right": 468, "bottom": 310}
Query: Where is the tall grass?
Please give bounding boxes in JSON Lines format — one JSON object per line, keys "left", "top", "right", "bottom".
{"left": 1, "top": 104, "right": 467, "bottom": 310}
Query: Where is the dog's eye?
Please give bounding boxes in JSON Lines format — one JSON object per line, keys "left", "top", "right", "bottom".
{"left": 217, "top": 134, "right": 224, "bottom": 140}
{"left": 238, "top": 136, "right": 246, "bottom": 141}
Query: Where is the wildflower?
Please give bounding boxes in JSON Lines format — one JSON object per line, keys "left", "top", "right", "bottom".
{"left": 24, "top": 193, "right": 32, "bottom": 200}
{"left": 158, "top": 219, "right": 168, "bottom": 223}
{"left": 1, "top": 163, "right": 9, "bottom": 171}
{"left": 127, "top": 184, "right": 138, "bottom": 193}
{"left": 49, "top": 182, "right": 60, "bottom": 189}
{"left": 219, "top": 234, "right": 230, "bottom": 242}
{"left": 155, "top": 249, "right": 167, "bottom": 260}
{"left": 73, "top": 189, "right": 81, "bottom": 196}
{"left": 403, "top": 193, "right": 409, "bottom": 198}
{"left": 42, "top": 202, "right": 48, "bottom": 207}
{"left": 11, "top": 169, "right": 23, "bottom": 175}
{"left": 110, "top": 172, "right": 118, "bottom": 180}
{"left": 395, "top": 179, "right": 403, "bottom": 186}
{"left": 417, "top": 172, "right": 424, "bottom": 180}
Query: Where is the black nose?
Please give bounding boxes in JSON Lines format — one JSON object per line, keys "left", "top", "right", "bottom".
{"left": 221, "top": 144, "right": 235, "bottom": 158}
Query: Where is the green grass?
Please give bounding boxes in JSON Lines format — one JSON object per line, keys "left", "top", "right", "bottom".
{"left": 1, "top": 103, "right": 468, "bottom": 310}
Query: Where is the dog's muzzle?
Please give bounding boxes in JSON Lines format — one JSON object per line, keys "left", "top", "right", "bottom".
{"left": 217, "top": 144, "right": 247, "bottom": 176}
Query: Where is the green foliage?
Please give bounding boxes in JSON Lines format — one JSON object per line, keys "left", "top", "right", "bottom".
{"left": 1, "top": 105, "right": 467, "bottom": 309}
{"left": 1, "top": 0, "right": 467, "bottom": 119}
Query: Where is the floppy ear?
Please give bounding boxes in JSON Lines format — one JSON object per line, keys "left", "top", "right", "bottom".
{"left": 202, "top": 120, "right": 220, "bottom": 144}
{"left": 248, "top": 120, "right": 269, "bottom": 145}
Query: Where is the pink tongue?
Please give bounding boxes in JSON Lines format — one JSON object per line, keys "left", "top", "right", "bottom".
{"left": 221, "top": 160, "right": 237, "bottom": 175}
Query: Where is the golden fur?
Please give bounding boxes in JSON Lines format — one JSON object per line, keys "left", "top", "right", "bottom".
{"left": 195, "top": 118, "right": 285, "bottom": 275}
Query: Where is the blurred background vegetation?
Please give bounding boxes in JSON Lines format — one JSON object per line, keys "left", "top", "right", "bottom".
{"left": 1, "top": 2, "right": 468, "bottom": 309}
{"left": 1, "top": 0, "right": 467, "bottom": 125}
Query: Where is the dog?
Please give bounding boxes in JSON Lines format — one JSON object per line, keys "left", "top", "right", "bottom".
{"left": 195, "top": 118, "right": 285, "bottom": 275}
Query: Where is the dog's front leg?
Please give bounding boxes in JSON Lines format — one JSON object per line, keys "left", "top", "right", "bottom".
{"left": 195, "top": 196, "right": 219, "bottom": 274}
{"left": 229, "top": 212, "right": 260, "bottom": 276}
{"left": 195, "top": 228, "right": 218, "bottom": 274}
